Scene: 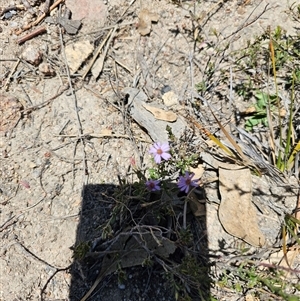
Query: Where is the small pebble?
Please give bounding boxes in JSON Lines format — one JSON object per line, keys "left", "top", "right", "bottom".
{"left": 161, "top": 85, "right": 171, "bottom": 94}
{"left": 118, "top": 283, "right": 126, "bottom": 290}
{"left": 162, "top": 90, "right": 179, "bottom": 107}
{"left": 21, "top": 46, "right": 42, "bottom": 66}
{"left": 39, "top": 62, "right": 55, "bottom": 76}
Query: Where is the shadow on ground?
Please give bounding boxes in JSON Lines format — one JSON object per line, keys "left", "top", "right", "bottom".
{"left": 69, "top": 183, "right": 210, "bottom": 301}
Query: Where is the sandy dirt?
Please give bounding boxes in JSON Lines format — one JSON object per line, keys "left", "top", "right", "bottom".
{"left": 0, "top": 1, "right": 299, "bottom": 301}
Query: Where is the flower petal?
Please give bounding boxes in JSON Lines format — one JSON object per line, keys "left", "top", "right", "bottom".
{"left": 161, "top": 143, "right": 170, "bottom": 152}
{"left": 149, "top": 146, "right": 157, "bottom": 155}
{"left": 146, "top": 179, "right": 161, "bottom": 191}
{"left": 161, "top": 152, "right": 171, "bottom": 161}
{"left": 154, "top": 154, "right": 162, "bottom": 164}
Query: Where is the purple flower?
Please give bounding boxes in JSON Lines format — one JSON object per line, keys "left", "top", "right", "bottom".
{"left": 146, "top": 179, "right": 161, "bottom": 192}
{"left": 149, "top": 142, "right": 171, "bottom": 164}
{"left": 177, "top": 172, "right": 198, "bottom": 193}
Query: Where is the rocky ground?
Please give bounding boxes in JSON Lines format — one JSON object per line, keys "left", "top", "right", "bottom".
{"left": 0, "top": 0, "right": 299, "bottom": 301}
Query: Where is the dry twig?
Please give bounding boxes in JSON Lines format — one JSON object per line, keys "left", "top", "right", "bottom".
{"left": 0, "top": 5, "right": 24, "bottom": 17}
{"left": 0, "top": 193, "right": 46, "bottom": 232}
{"left": 16, "top": 0, "right": 65, "bottom": 35}
{"left": 59, "top": 27, "right": 89, "bottom": 185}
{"left": 3, "top": 59, "right": 20, "bottom": 91}
{"left": 22, "top": 84, "right": 69, "bottom": 113}
{"left": 82, "top": 27, "right": 116, "bottom": 80}
{"left": 17, "top": 26, "right": 47, "bottom": 44}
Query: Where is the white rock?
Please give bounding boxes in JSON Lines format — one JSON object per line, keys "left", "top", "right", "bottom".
{"left": 162, "top": 90, "right": 179, "bottom": 107}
